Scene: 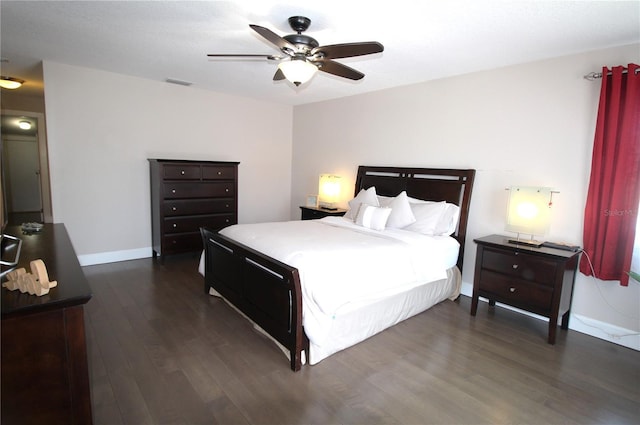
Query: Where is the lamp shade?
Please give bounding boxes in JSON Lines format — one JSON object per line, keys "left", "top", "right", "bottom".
{"left": 318, "top": 174, "right": 341, "bottom": 209}
{"left": 278, "top": 58, "right": 317, "bottom": 86}
{"left": 0, "top": 76, "right": 25, "bottom": 90}
{"left": 506, "top": 186, "right": 552, "bottom": 238}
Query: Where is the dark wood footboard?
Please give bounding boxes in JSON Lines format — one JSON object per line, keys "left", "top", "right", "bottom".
{"left": 200, "top": 227, "right": 307, "bottom": 371}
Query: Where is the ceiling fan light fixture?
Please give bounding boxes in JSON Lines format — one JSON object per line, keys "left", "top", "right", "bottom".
{"left": 0, "top": 76, "right": 25, "bottom": 90}
{"left": 18, "top": 120, "right": 32, "bottom": 130}
{"left": 278, "top": 58, "right": 317, "bottom": 86}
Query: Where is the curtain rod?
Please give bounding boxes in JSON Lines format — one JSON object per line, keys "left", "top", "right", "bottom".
{"left": 584, "top": 67, "right": 639, "bottom": 81}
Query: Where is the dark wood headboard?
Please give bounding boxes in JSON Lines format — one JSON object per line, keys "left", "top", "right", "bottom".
{"left": 355, "top": 166, "right": 476, "bottom": 271}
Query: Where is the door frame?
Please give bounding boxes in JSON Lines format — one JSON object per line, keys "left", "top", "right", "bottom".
{"left": 2, "top": 109, "right": 52, "bottom": 223}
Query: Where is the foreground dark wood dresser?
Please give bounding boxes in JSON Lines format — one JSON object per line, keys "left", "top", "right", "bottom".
{"left": 149, "top": 159, "right": 239, "bottom": 261}
{"left": 1, "top": 224, "right": 93, "bottom": 424}
{"left": 470, "top": 234, "right": 580, "bottom": 344}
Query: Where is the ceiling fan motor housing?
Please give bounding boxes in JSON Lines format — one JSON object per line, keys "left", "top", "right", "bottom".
{"left": 283, "top": 34, "right": 319, "bottom": 51}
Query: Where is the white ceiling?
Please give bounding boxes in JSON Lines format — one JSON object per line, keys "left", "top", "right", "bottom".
{"left": 1, "top": 1, "right": 639, "bottom": 106}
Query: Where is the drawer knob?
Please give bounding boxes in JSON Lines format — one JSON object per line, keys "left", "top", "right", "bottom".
{"left": 181, "top": 170, "right": 185, "bottom": 175}
{"left": 226, "top": 204, "right": 229, "bottom": 208}
{"left": 173, "top": 224, "right": 177, "bottom": 228}
{"left": 225, "top": 188, "right": 229, "bottom": 192}
{"left": 217, "top": 171, "right": 222, "bottom": 175}
{"left": 172, "top": 189, "right": 176, "bottom": 194}
{"left": 512, "top": 264, "right": 519, "bottom": 269}
{"left": 225, "top": 219, "right": 229, "bottom": 223}
{"left": 172, "top": 207, "right": 177, "bottom": 211}
{"left": 509, "top": 287, "right": 516, "bottom": 293}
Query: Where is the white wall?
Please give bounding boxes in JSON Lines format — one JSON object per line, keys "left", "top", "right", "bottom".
{"left": 291, "top": 44, "right": 640, "bottom": 349}
{"left": 43, "top": 61, "right": 293, "bottom": 264}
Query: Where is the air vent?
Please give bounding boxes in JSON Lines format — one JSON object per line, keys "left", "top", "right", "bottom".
{"left": 165, "top": 78, "right": 193, "bottom": 86}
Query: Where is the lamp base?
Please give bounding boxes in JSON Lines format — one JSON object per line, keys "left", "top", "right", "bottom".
{"left": 508, "top": 238, "right": 544, "bottom": 248}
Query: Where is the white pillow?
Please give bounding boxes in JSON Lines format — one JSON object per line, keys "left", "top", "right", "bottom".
{"left": 355, "top": 204, "right": 392, "bottom": 231}
{"left": 377, "top": 194, "right": 393, "bottom": 206}
{"left": 404, "top": 201, "right": 448, "bottom": 235}
{"left": 384, "top": 191, "right": 416, "bottom": 229}
{"left": 436, "top": 203, "right": 461, "bottom": 235}
{"left": 344, "top": 187, "right": 379, "bottom": 220}
{"left": 407, "top": 195, "right": 430, "bottom": 204}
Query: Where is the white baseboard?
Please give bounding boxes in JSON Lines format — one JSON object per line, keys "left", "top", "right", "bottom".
{"left": 569, "top": 314, "right": 640, "bottom": 351}
{"left": 459, "top": 281, "right": 639, "bottom": 351}
{"left": 78, "top": 247, "right": 152, "bottom": 266}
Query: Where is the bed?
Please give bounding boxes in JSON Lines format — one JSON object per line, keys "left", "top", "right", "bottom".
{"left": 200, "top": 166, "right": 475, "bottom": 371}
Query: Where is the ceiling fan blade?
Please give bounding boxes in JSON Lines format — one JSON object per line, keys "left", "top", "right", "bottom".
{"left": 313, "top": 59, "right": 364, "bottom": 80}
{"left": 273, "top": 68, "right": 286, "bottom": 81}
{"left": 207, "top": 54, "right": 283, "bottom": 60}
{"left": 249, "top": 24, "right": 297, "bottom": 53}
{"left": 312, "top": 42, "right": 384, "bottom": 59}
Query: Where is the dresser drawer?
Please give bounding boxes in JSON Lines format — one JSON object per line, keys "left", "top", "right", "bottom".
{"left": 480, "top": 270, "right": 553, "bottom": 311}
{"left": 162, "top": 232, "right": 202, "bottom": 254}
{"left": 163, "top": 199, "right": 235, "bottom": 216}
{"left": 163, "top": 182, "right": 235, "bottom": 199}
{"left": 162, "top": 164, "right": 201, "bottom": 180}
{"left": 164, "top": 214, "right": 236, "bottom": 234}
{"left": 202, "top": 165, "right": 236, "bottom": 180}
{"left": 482, "top": 248, "right": 558, "bottom": 286}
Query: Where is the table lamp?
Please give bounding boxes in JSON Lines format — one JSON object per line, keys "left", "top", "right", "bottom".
{"left": 505, "top": 186, "right": 553, "bottom": 247}
{"left": 318, "top": 174, "right": 341, "bottom": 210}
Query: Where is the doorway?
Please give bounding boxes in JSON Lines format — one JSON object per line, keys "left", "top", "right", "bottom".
{"left": 1, "top": 111, "right": 51, "bottom": 224}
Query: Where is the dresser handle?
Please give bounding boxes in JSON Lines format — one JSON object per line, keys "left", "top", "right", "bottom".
{"left": 181, "top": 170, "right": 185, "bottom": 175}
{"left": 173, "top": 224, "right": 177, "bottom": 228}
{"left": 509, "top": 287, "right": 516, "bottom": 293}
{"left": 172, "top": 207, "right": 177, "bottom": 211}
{"left": 172, "top": 189, "right": 176, "bottom": 194}
{"left": 225, "top": 188, "right": 229, "bottom": 192}
{"left": 512, "top": 264, "right": 518, "bottom": 269}
{"left": 225, "top": 204, "right": 229, "bottom": 208}
{"left": 218, "top": 171, "right": 222, "bottom": 175}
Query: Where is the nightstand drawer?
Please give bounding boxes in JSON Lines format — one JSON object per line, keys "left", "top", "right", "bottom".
{"left": 482, "top": 248, "right": 558, "bottom": 286}
{"left": 480, "top": 270, "right": 553, "bottom": 311}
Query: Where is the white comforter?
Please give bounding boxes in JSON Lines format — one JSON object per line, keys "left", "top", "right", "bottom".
{"left": 217, "top": 217, "right": 459, "bottom": 348}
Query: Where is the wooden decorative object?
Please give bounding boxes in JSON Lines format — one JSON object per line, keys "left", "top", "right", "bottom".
{"left": 3, "top": 259, "right": 58, "bottom": 296}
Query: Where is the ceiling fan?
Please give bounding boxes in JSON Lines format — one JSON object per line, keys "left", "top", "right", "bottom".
{"left": 207, "top": 16, "right": 384, "bottom": 86}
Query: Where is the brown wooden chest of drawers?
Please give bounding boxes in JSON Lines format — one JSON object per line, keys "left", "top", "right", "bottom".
{"left": 470, "top": 234, "right": 580, "bottom": 344}
{"left": 149, "top": 159, "right": 239, "bottom": 260}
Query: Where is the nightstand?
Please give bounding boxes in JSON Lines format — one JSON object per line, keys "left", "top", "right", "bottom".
{"left": 300, "top": 206, "right": 347, "bottom": 220}
{"left": 470, "top": 234, "right": 580, "bottom": 344}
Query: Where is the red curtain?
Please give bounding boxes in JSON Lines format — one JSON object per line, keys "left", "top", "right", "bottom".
{"left": 580, "top": 63, "right": 640, "bottom": 286}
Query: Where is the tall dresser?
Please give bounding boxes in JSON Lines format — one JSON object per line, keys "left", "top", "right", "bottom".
{"left": 149, "top": 159, "right": 239, "bottom": 261}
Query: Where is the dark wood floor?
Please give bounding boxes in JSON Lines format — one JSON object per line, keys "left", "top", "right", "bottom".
{"left": 83, "top": 255, "right": 639, "bottom": 425}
